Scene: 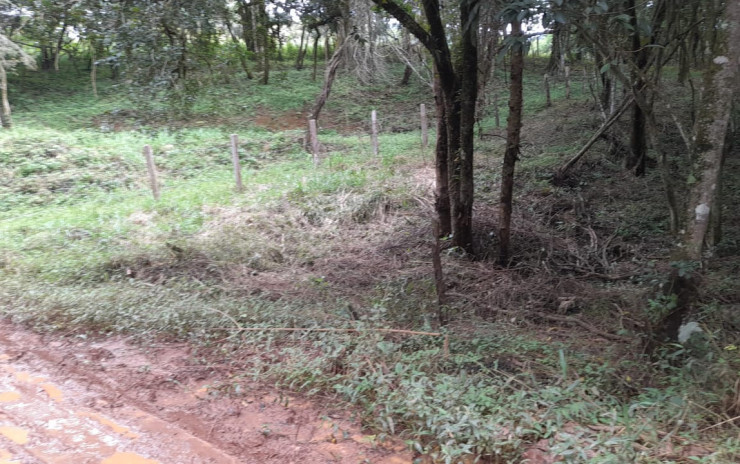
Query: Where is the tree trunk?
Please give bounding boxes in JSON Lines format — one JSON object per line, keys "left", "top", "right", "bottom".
{"left": 295, "top": 25, "right": 307, "bottom": 70}
{"left": 40, "top": 46, "right": 54, "bottom": 71}
{"left": 90, "top": 42, "right": 98, "bottom": 98}
{"left": 225, "top": 17, "right": 254, "bottom": 79}
{"left": 627, "top": 99, "right": 647, "bottom": 175}
{"left": 625, "top": 0, "right": 668, "bottom": 177}
{"left": 546, "top": 22, "right": 563, "bottom": 74}
{"left": 498, "top": 19, "right": 524, "bottom": 266}
{"left": 456, "top": 0, "right": 479, "bottom": 253}
{"left": 433, "top": 73, "right": 452, "bottom": 238}
{"left": 0, "top": 64, "right": 12, "bottom": 129}
{"left": 443, "top": 89, "right": 462, "bottom": 246}
{"left": 624, "top": 0, "right": 647, "bottom": 176}
{"left": 306, "top": 39, "right": 348, "bottom": 147}
{"left": 369, "top": 0, "right": 474, "bottom": 245}
{"left": 685, "top": 2, "right": 740, "bottom": 260}
{"left": 54, "top": 20, "right": 68, "bottom": 72}
{"left": 594, "top": 51, "right": 611, "bottom": 113}
{"left": 648, "top": 0, "right": 739, "bottom": 349}
{"left": 236, "top": 0, "right": 256, "bottom": 52}
{"left": 312, "top": 31, "right": 320, "bottom": 81}
{"left": 257, "top": 0, "right": 269, "bottom": 85}
{"left": 400, "top": 65, "right": 412, "bottom": 85}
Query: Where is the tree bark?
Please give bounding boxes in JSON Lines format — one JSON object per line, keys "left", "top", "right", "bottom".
{"left": 624, "top": 0, "right": 647, "bottom": 176}
{"left": 257, "top": 0, "right": 269, "bottom": 85}
{"left": 433, "top": 74, "right": 451, "bottom": 237}
{"left": 498, "top": 19, "right": 524, "bottom": 266}
{"left": 684, "top": 2, "right": 740, "bottom": 260}
{"left": 370, "top": 0, "right": 464, "bottom": 242}
{"left": 53, "top": 20, "right": 68, "bottom": 72}
{"left": 546, "top": 22, "right": 564, "bottom": 74}
{"left": 236, "top": 0, "right": 256, "bottom": 52}
{"left": 225, "top": 16, "right": 254, "bottom": 79}
{"left": 295, "top": 25, "right": 307, "bottom": 70}
{"left": 312, "top": 30, "right": 320, "bottom": 81}
{"left": 306, "top": 39, "right": 349, "bottom": 148}
{"left": 400, "top": 65, "right": 412, "bottom": 85}
{"left": 457, "top": 0, "right": 479, "bottom": 253}
{"left": 90, "top": 42, "right": 98, "bottom": 98}
{"left": 0, "top": 63, "right": 12, "bottom": 129}
{"left": 648, "top": 0, "right": 739, "bottom": 348}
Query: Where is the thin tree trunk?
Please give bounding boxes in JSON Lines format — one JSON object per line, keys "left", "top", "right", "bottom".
{"left": 444, "top": 92, "right": 462, "bottom": 246}
{"left": 90, "top": 43, "right": 98, "bottom": 98}
{"left": 0, "top": 64, "right": 12, "bottom": 128}
{"left": 498, "top": 19, "right": 524, "bottom": 266}
{"left": 306, "top": 39, "right": 348, "bottom": 148}
{"left": 433, "top": 74, "right": 451, "bottom": 237}
{"left": 295, "top": 25, "right": 306, "bottom": 70}
{"left": 54, "top": 20, "right": 68, "bottom": 72}
{"left": 685, "top": 3, "right": 740, "bottom": 260}
{"left": 546, "top": 23, "right": 563, "bottom": 74}
{"left": 624, "top": 0, "right": 647, "bottom": 175}
{"left": 649, "top": 0, "right": 739, "bottom": 348}
{"left": 251, "top": 4, "right": 258, "bottom": 54}
{"left": 457, "top": 0, "right": 479, "bottom": 253}
{"left": 225, "top": 18, "right": 254, "bottom": 79}
{"left": 312, "top": 31, "right": 320, "bottom": 81}
{"left": 400, "top": 65, "right": 412, "bottom": 85}
{"left": 258, "top": 0, "right": 269, "bottom": 85}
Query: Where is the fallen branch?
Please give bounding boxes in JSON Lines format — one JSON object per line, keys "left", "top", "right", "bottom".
{"left": 698, "top": 414, "right": 740, "bottom": 432}
{"left": 498, "top": 309, "right": 631, "bottom": 342}
{"left": 554, "top": 96, "right": 634, "bottom": 181}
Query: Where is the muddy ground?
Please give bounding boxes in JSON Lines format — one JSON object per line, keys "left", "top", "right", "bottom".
{"left": 0, "top": 321, "right": 412, "bottom": 464}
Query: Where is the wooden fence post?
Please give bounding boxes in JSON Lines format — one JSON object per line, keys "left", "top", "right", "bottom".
{"left": 544, "top": 73, "right": 552, "bottom": 107}
{"left": 371, "top": 110, "right": 379, "bottom": 158}
{"left": 565, "top": 65, "right": 571, "bottom": 100}
{"left": 420, "top": 103, "right": 428, "bottom": 149}
{"left": 309, "top": 119, "right": 319, "bottom": 165}
{"left": 143, "top": 145, "right": 160, "bottom": 200}
{"left": 230, "top": 134, "right": 243, "bottom": 192}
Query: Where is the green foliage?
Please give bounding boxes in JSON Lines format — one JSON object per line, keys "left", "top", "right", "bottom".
{"left": 1, "top": 33, "right": 738, "bottom": 463}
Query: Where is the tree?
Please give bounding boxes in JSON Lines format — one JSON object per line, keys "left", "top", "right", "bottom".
{"left": 0, "top": 33, "right": 36, "bottom": 128}
{"left": 370, "top": 0, "right": 480, "bottom": 253}
{"left": 498, "top": 13, "right": 525, "bottom": 265}
{"left": 14, "top": 0, "right": 83, "bottom": 71}
{"left": 683, "top": 0, "right": 739, "bottom": 261}
{"left": 552, "top": 0, "right": 718, "bottom": 233}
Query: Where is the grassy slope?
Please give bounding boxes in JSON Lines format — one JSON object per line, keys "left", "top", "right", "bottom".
{"left": 1, "top": 60, "right": 739, "bottom": 462}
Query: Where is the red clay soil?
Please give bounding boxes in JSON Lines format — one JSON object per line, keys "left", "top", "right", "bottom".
{"left": 0, "top": 321, "right": 412, "bottom": 464}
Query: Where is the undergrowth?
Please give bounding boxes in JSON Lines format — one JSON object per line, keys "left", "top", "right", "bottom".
{"left": 1, "top": 58, "right": 739, "bottom": 463}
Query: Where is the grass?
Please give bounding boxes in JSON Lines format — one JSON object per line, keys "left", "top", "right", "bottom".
{"left": 2, "top": 57, "right": 740, "bottom": 463}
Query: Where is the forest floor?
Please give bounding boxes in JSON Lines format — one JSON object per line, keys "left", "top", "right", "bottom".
{"left": 1, "top": 59, "right": 739, "bottom": 462}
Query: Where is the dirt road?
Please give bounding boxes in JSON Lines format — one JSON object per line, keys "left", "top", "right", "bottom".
{"left": 0, "top": 322, "right": 412, "bottom": 464}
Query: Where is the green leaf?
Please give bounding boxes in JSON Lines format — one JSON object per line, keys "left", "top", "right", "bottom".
{"left": 599, "top": 63, "right": 610, "bottom": 74}
{"left": 558, "top": 349, "right": 568, "bottom": 380}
